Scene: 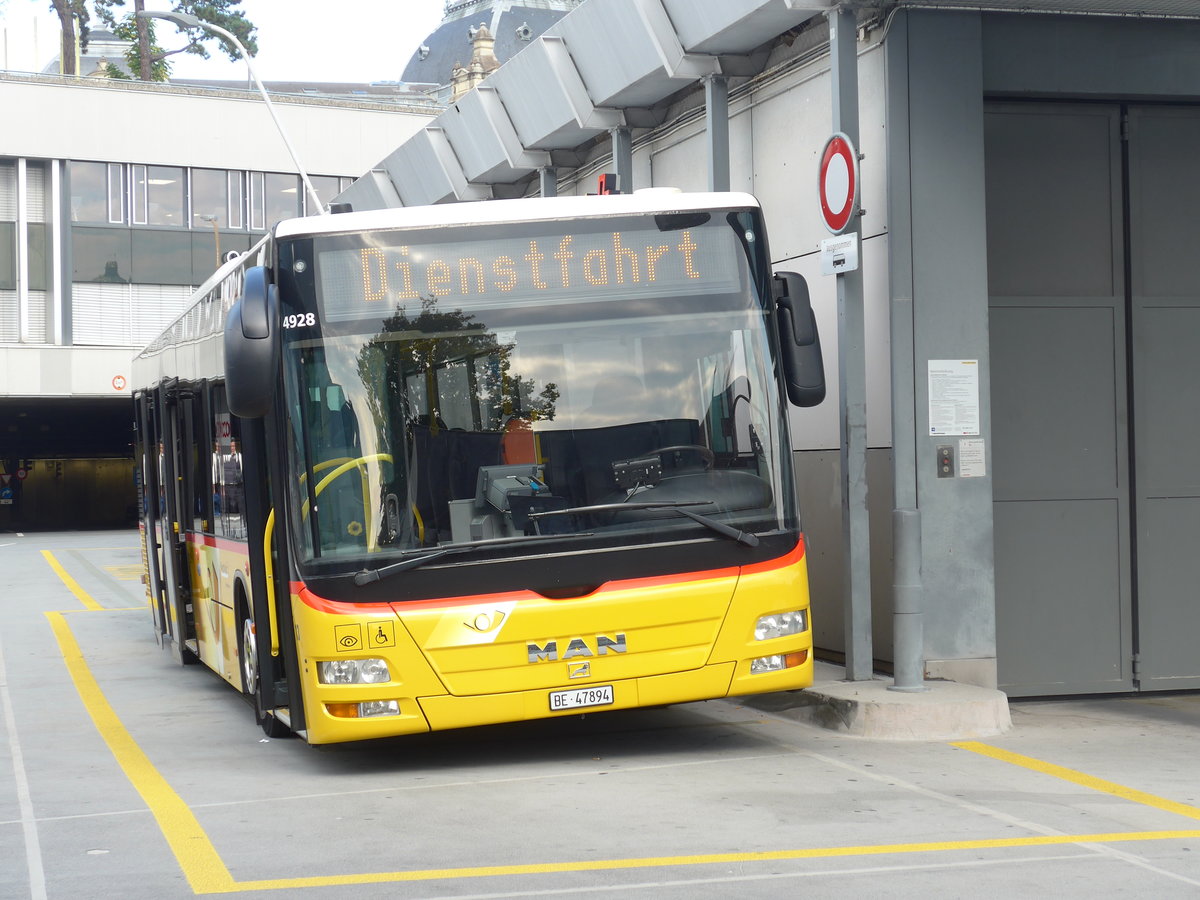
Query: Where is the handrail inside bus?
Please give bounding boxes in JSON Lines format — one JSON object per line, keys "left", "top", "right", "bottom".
{"left": 263, "top": 453, "right": 395, "bottom": 659}
{"left": 264, "top": 508, "right": 279, "bottom": 658}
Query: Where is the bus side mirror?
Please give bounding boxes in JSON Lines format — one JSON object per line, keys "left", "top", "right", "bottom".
{"left": 772, "top": 271, "right": 826, "bottom": 408}
{"left": 225, "top": 265, "right": 280, "bottom": 418}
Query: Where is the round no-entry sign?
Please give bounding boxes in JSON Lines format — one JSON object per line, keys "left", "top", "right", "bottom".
{"left": 818, "top": 132, "right": 859, "bottom": 234}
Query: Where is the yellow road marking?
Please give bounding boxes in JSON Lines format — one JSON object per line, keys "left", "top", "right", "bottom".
{"left": 41, "top": 552, "right": 1200, "bottom": 893}
{"left": 59, "top": 607, "right": 146, "bottom": 614}
{"left": 104, "top": 564, "right": 144, "bottom": 581}
{"left": 955, "top": 741, "right": 1200, "bottom": 821}
{"left": 46, "top": 611, "right": 236, "bottom": 894}
{"left": 41, "top": 551, "right": 103, "bottom": 611}
{"left": 223, "top": 831, "right": 1200, "bottom": 892}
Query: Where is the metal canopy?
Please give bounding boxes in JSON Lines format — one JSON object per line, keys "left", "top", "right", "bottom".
{"left": 342, "top": 0, "right": 829, "bottom": 207}
{"left": 550, "top": 0, "right": 720, "bottom": 109}
{"left": 381, "top": 127, "right": 491, "bottom": 207}
{"left": 663, "top": 0, "right": 833, "bottom": 54}
{"left": 439, "top": 85, "right": 552, "bottom": 184}
{"left": 888, "top": 0, "right": 1200, "bottom": 17}
{"left": 487, "top": 36, "right": 625, "bottom": 151}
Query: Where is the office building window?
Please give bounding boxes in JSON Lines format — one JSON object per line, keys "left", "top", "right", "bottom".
{"left": 70, "top": 161, "right": 116, "bottom": 223}
{"left": 73, "top": 227, "right": 133, "bottom": 283}
{"left": 228, "top": 170, "right": 245, "bottom": 229}
{"left": 108, "top": 163, "right": 126, "bottom": 223}
{"left": 133, "top": 165, "right": 185, "bottom": 227}
{"left": 0, "top": 162, "right": 13, "bottom": 290}
{"left": 191, "top": 168, "right": 229, "bottom": 229}
{"left": 248, "top": 171, "right": 264, "bottom": 230}
{"left": 307, "top": 174, "right": 341, "bottom": 215}
{"left": 132, "top": 231, "right": 193, "bottom": 284}
{"left": 264, "top": 172, "right": 300, "bottom": 226}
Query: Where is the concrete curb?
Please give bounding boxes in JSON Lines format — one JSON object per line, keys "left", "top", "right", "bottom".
{"left": 738, "top": 663, "right": 1012, "bottom": 741}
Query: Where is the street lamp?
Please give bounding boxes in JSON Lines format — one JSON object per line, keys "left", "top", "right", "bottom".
{"left": 136, "top": 10, "right": 326, "bottom": 216}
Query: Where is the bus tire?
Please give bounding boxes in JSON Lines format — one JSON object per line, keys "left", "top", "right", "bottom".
{"left": 236, "top": 597, "right": 292, "bottom": 739}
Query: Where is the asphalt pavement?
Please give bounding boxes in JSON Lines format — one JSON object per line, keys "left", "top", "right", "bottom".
{"left": 1, "top": 529, "right": 1198, "bottom": 898}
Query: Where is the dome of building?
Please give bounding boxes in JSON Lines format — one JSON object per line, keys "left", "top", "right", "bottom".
{"left": 401, "top": 0, "right": 581, "bottom": 88}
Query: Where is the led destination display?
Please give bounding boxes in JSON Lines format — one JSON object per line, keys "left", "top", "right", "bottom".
{"left": 316, "top": 222, "right": 745, "bottom": 321}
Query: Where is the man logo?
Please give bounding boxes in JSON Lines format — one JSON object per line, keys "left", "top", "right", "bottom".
{"left": 528, "top": 633, "right": 627, "bottom": 663}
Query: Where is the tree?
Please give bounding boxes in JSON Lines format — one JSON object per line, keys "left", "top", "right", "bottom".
{"left": 49, "top": 0, "right": 257, "bottom": 81}
{"left": 48, "top": 0, "right": 88, "bottom": 75}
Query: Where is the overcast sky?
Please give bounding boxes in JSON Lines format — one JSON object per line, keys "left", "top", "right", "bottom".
{"left": 0, "top": 0, "right": 446, "bottom": 82}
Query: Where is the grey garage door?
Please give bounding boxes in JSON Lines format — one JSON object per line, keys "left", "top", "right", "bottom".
{"left": 987, "top": 102, "right": 1200, "bottom": 696}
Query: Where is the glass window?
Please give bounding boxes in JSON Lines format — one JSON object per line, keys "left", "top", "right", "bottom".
{"left": 280, "top": 212, "right": 795, "bottom": 579}
{"left": 27, "top": 223, "right": 49, "bottom": 291}
{"left": 131, "top": 165, "right": 146, "bottom": 224}
{"left": 210, "top": 387, "right": 246, "bottom": 540}
{"left": 107, "top": 163, "right": 126, "bottom": 223}
{"left": 191, "top": 168, "right": 229, "bottom": 229}
{"left": 134, "top": 165, "right": 185, "bottom": 227}
{"left": 69, "top": 161, "right": 110, "bottom": 223}
{"left": 307, "top": 175, "right": 340, "bottom": 215}
{"left": 249, "top": 171, "right": 265, "bottom": 230}
{"left": 148, "top": 166, "right": 185, "bottom": 227}
{"left": 192, "top": 231, "right": 250, "bottom": 282}
{"left": 0, "top": 161, "right": 14, "bottom": 219}
{"left": 131, "top": 230, "right": 194, "bottom": 284}
{"left": 0, "top": 221, "right": 14, "bottom": 290}
{"left": 264, "top": 173, "right": 300, "bottom": 226}
{"left": 72, "top": 227, "right": 132, "bottom": 283}
{"left": 228, "top": 171, "right": 245, "bottom": 229}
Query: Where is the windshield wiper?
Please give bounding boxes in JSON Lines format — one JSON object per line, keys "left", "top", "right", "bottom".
{"left": 528, "top": 500, "right": 760, "bottom": 548}
{"left": 353, "top": 531, "right": 594, "bottom": 586}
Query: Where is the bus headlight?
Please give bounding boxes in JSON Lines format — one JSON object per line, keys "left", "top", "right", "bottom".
{"left": 325, "top": 700, "right": 401, "bottom": 718}
{"left": 754, "top": 610, "right": 807, "bottom": 640}
{"left": 750, "top": 651, "right": 808, "bottom": 674}
{"left": 318, "top": 658, "right": 391, "bottom": 684}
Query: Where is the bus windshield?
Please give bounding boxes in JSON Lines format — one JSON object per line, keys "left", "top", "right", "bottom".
{"left": 277, "top": 210, "right": 797, "bottom": 575}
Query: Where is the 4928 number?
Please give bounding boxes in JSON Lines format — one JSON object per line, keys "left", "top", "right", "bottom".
{"left": 283, "top": 313, "right": 316, "bottom": 329}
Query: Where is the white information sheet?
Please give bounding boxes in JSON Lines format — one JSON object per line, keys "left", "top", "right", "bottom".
{"left": 959, "top": 438, "right": 986, "bottom": 478}
{"left": 928, "top": 360, "right": 980, "bottom": 436}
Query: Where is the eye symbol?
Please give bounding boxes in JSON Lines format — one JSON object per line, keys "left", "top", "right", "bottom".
{"left": 339, "top": 634, "right": 359, "bottom": 648}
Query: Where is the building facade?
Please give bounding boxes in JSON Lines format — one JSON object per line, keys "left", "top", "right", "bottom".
{"left": 0, "top": 73, "right": 434, "bottom": 528}
{"left": 337, "top": 0, "right": 1200, "bottom": 697}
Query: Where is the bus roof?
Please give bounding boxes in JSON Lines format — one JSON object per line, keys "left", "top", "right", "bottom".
{"left": 275, "top": 190, "right": 762, "bottom": 240}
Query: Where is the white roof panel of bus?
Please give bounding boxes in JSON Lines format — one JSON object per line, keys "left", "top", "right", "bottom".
{"left": 274, "top": 190, "right": 762, "bottom": 240}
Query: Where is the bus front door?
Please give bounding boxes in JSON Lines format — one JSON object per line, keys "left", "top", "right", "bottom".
{"left": 136, "top": 391, "right": 170, "bottom": 647}
{"left": 154, "top": 382, "right": 197, "bottom": 664}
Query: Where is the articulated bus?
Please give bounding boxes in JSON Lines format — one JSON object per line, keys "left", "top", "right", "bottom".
{"left": 132, "top": 190, "right": 826, "bottom": 744}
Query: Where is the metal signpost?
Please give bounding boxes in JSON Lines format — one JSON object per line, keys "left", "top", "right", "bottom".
{"left": 825, "top": 7, "right": 872, "bottom": 682}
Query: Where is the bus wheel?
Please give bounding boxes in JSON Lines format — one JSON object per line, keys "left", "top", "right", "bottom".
{"left": 238, "top": 611, "right": 291, "bottom": 739}
{"left": 240, "top": 616, "right": 258, "bottom": 697}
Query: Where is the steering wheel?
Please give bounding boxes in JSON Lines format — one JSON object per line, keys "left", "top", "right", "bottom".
{"left": 306, "top": 454, "right": 394, "bottom": 502}
{"left": 302, "top": 454, "right": 395, "bottom": 547}
{"left": 648, "top": 444, "right": 714, "bottom": 470}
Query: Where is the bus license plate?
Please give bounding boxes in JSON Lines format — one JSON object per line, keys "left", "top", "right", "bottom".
{"left": 549, "top": 684, "right": 614, "bottom": 711}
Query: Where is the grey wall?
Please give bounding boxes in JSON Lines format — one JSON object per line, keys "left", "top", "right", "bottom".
{"left": 889, "top": 11, "right": 997, "bottom": 685}
{"left": 982, "top": 14, "right": 1200, "bottom": 98}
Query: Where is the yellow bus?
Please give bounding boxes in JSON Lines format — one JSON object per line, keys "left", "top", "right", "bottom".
{"left": 132, "top": 190, "right": 826, "bottom": 744}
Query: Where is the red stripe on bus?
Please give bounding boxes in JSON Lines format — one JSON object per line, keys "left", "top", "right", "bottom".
{"left": 185, "top": 532, "right": 251, "bottom": 554}
{"left": 292, "top": 538, "right": 805, "bottom": 615}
